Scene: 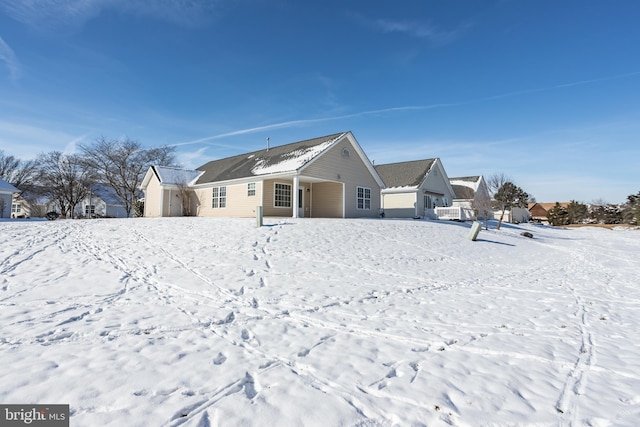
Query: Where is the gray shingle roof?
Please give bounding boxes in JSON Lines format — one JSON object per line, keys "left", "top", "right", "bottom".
{"left": 449, "top": 176, "right": 480, "bottom": 182}
{"left": 451, "top": 185, "right": 476, "bottom": 199}
{"left": 195, "top": 132, "right": 346, "bottom": 185}
{"left": 374, "top": 159, "right": 436, "bottom": 188}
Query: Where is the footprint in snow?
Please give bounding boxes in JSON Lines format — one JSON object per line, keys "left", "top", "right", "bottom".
{"left": 213, "top": 352, "right": 227, "bottom": 365}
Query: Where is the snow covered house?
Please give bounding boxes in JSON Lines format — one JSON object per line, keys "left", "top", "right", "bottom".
{"left": 74, "top": 184, "right": 129, "bottom": 218}
{"left": 448, "top": 176, "right": 491, "bottom": 220}
{"left": 374, "top": 158, "right": 457, "bottom": 219}
{"left": 141, "top": 132, "right": 385, "bottom": 219}
{"left": 0, "top": 178, "right": 19, "bottom": 219}
{"left": 141, "top": 167, "right": 204, "bottom": 217}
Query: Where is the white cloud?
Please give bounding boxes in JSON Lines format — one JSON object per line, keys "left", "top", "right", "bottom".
{"left": 0, "top": 36, "right": 19, "bottom": 81}
{"left": 0, "top": 0, "right": 219, "bottom": 32}
{"left": 360, "top": 16, "right": 471, "bottom": 46}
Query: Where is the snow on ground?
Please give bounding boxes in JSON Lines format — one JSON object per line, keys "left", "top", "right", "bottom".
{"left": 0, "top": 217, "right": 639, "bottom": 426}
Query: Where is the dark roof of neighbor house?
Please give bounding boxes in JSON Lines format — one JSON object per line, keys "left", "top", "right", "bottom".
{"left": 449, "top": 176, "right": 482, "bottom": 199}
{"left": 450, "top": 185, "right": 476, "bottom": 199}
{"left": 195, "top": 132, "right": 347, "bottom": 185}
{"left": 374, "top": 159, "right": 436, "bottom": 188}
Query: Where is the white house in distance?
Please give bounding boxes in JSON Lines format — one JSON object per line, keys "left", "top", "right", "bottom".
{"left": 0, "top": 178, "right": 19, "bottom": 219}
{"left": 74, "top": 184, "right": 129, "bottom": 218}
{"left": 374, "top": 158, "right": 457, "bottom": 219}
{"left": 141, "top": 131, "right": 385, "bottom": 219}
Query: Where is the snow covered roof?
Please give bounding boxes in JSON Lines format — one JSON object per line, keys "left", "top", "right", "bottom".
{"left": 449, "top": 176, "right": 486, "bottom": 200}
{"left": 0, "top": 178, "right": 19, "bottom": 193}
{"left": 91, "top": 184, "right": 124, "bottom": 206}
{"left": 195, "top": 132, "right": 346, "bottom": 185}
{"left": 374, "top": 159, "right": 436, "bottom": 189}
{"left": 154, "top": 166, "right": 204, "bottom": 186}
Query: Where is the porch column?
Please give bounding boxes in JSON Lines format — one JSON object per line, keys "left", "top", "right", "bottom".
{"left": 292, "top": 175, "right": 299, "bottom": 218}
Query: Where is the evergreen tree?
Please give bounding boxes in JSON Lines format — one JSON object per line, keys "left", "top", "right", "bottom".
{"left": 566, "top": 200, "right": 588, "bottom": 224}
{"left": 547, "top": 203, "right": 569, "bottom": 226}
{"left": 494, "top": 182, "right": 529, "bottom": 230}
{"left": 623, "top": 191, "right": 640, "bottom": 225}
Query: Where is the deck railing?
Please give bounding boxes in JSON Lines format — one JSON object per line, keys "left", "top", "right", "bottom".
{"left": 427, "top": 206, "right": 475, "bottom": 221}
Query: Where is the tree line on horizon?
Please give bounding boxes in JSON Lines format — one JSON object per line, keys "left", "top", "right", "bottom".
{"left": 0, "top": 138, "right": 177, "bottom": 219}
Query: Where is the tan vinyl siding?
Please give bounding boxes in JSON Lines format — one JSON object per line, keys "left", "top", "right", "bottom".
{"left": 382, "top": 192, "right": 418, "bottom": 218}
{"left": 422, "top": 166, "right": 455, "bottom": 205}
{"left": 194, "top": 181, "right": 263, "bottom": 217}
{"left": 310, "top": 182, "right": 343, "bottom": 218}
{"left": 303, "top": 138, "right": 380, "bottom": 218}
{"left": 144, "top": 174, "right": 163, "bottom": 217}
{"left": 262, "top": 179, "right": 293, "bottom": 217}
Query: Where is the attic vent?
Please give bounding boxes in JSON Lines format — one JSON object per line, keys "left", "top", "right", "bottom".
{"left": 342, "top": 148, "right": 350, "bottom": 158}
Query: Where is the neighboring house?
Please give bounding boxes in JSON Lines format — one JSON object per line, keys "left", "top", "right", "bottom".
{"left": 141, "top": 131, "right": 385, "bottom": 219}
{"left": 10, "top": 194, "right": 32, "bottom": 218}
{"left": 493, "top": 207, "right": 531, "bottom": 224}
{"left": 374, "top": 158, "right": 457, "bottom": 219}
{"left": 74, "top": 184, "right": 129, "bottom": 218}
{"left": 529, "top": 202, "right": 570, "bottom": 223}
{"left": 141, "top": 167, "right": 204, "bottom": 217}
{"left": 449, "top": 175, "right": 491, "bottom": 220}
{"left": 0, "top": 178, "right": 19, "bottom": 219}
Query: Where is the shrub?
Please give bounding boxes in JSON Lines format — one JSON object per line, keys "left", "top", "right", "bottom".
{"left": 45, "top": 211, "right": 60, "bottom": 221}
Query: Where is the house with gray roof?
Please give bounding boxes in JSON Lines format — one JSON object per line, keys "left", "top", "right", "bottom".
{"left": 140, "top": 131, "right": 385, "bottom": 218}
{"left": 0, "top": 178, "right": 19, "bottom": 219}
{"left": 374, "top": 158, "right": 456, "bottom": 219}
{"left": 73, "top": 184, "right": 130, "bottom": 218}
{"left": 449, "top": 176, "right": 491, "bottom": 220}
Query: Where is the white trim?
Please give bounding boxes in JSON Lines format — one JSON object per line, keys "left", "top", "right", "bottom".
{"left": 273, "top": 182, "right": 292, "bottom": 209}
{"left": 356, "top": 186, "right": 372, "bottom": 210}
{"left": 292, "top": 176, "right": 299, "bottom": 218}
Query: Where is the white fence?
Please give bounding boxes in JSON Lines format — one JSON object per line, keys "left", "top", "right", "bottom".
{"left": 425, "top": 207, "right": 475, "bottom": 221}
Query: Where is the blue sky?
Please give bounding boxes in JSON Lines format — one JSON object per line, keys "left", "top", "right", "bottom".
{"left": 1, "top": 0, "right": 638, "bottom": 203}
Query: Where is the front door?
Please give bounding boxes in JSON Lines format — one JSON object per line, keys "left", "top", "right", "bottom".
{"left": 298, "top": 187, "right": 305, "bottom": 218}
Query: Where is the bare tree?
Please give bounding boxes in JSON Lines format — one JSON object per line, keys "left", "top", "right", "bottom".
{"left": 38, "top": 152, "right": 97, "bottom": 218}
{"left": 80, "top": 137, "right": 177, "bottom": 217}
{"left": 175, "top": 180, "right": 195, "bottom": 216}
{"left": 472, "top": 190, "right": 493, "bottom": 230}
{"left": 0, "top": 150, "right": 39, "bottom": 196}
{"left": 486, "top": 172, "right": 511, "bottom": 198}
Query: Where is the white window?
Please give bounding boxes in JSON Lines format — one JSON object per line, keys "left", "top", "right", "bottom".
{"left": 212, "top": 186, "right": 227, "bottom": 208}
{"left": 11, "top": 203, "right": 21, "bottom": 213}
{"left": 357, "top": 186, "right": 371, "bottom": 210}
{"left": 85, "top": 205, "right": 95, "bottom": 215}
{"left": 442, "top": 197, "right": 449, "bottom": 207}
{"left": 247, "top": 182, "right": 256, "bottom": 197}
{"left": 274, "top": 183, "right": 291, "bottom": 208}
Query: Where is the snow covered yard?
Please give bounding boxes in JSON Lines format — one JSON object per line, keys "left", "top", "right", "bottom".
{"left": 1, "top": 217, "right": 639, "bottom": 426}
